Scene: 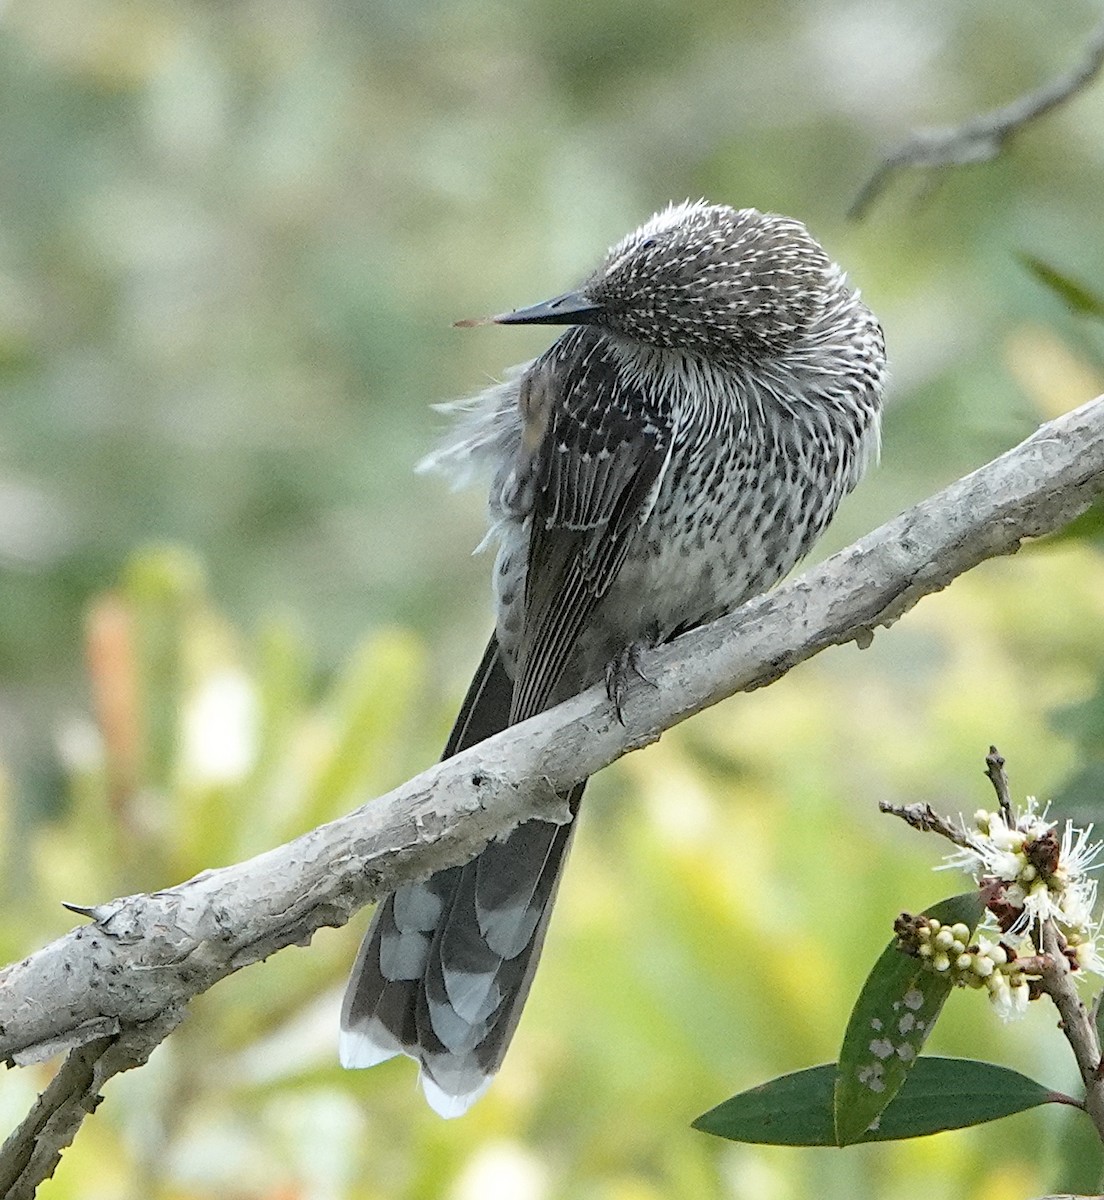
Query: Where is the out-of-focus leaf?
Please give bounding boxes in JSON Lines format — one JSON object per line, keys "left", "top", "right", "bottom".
{"left": 1054, "top": 763, "right": 1104, "bottom": 828}
{"left": 1037, "top": 498, "right": 1104, "bottom": 548}
{"left": 303, "top": 627, "right": 425, "bottom": 826}
{"left": 1020, "top": 254, "right": 1104, "bottom": 319}
{"left": 252, "top": 615, "right": 311, "bottom": 782}
{"left": 1052, "top": 681, "right": 1104, "bottom": 757}
{"left": 834, "top": 892, "right": 985, "bottom": 1145}
{"left": 693, "top": 1058, "right": 1060, "bottom": 1145}
{"left": 1050, "top": 679, "right": 1104, "bottom": 825}
{"left": 123, "top": 546, "right": 207, "bottom": 793}
{"left": 1049, "top": 1094, "right": 1104, "bottom": 1194}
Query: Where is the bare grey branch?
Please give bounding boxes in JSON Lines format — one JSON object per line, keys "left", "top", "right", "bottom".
{"left": 879, "top": 801, "right": 973, "bottom": 848}
{"left": 2, "top": 393, "right": 1104, "bottom": 1193}
{"left": 1038, "top": 920, "right": 1104, "bottom": 1142}
{"left": 984, "top": 746, "right": 1016, "bottom": 824}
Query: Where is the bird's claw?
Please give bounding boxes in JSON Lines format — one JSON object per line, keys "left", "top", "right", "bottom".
{"left": 605, "top": 640, "right": 658, "bottom": 724}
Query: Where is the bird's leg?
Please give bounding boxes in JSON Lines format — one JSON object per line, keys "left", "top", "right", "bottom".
{"left": 604, "top": 635, "right": 659, "bottom": 724}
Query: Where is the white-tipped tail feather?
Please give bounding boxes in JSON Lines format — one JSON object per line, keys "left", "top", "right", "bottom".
{"left": 421, "top": 1070, "right": 494, "bottom": 1119}
{"left": 338, "top": 1022, "right": 401, "bottom": 1070}
{"left": 339, "top": 1022, "right": 492, "bottom": 1119}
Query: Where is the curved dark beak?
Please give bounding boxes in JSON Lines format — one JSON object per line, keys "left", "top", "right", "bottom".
{"left": 491, "top": 289, "right": 603, "bottom": 326}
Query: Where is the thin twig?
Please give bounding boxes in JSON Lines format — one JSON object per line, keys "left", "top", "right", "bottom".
{"left": 0, "top": 1011, "right": 181, "bottom": 1200}
{"left": 984, "top": 746, "right": 1015, "bottom": 824}
{"left": 1038, "top": 920, "right": 1104, "bottom": 1142}
{"left": 879, "top": 800, "right": 972, "bottom": 848}
{"left": 850, "top": 18, "right": 1104, "bottom": 219}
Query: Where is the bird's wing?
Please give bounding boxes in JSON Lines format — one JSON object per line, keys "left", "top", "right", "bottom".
{"left": 509, "top": 327, "right": 673, "bottom": 722}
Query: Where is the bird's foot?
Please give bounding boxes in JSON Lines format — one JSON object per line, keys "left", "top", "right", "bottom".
{"left": 605, "top": 639, "right": 658, "bottom": 724}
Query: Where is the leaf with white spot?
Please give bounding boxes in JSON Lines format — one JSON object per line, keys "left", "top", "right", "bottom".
{"left": 693, "top": 1058, "right": 1062, "bottom": 1145}
{"left": 833, "top": 892, "right": 985, "bottom": 1146}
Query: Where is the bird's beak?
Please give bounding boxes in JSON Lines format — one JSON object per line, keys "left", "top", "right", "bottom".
{"left": 490, "top": 289, "right": 603, "bottom": 326}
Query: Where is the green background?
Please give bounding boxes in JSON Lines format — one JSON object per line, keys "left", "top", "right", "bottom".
{"left": 2, "top": 1, "right": 1104, "bottom": 1197}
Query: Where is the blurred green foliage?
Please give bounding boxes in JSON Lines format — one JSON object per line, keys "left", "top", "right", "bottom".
{"left": 2, "top": 1, "right": 1104, "bottom": 1198}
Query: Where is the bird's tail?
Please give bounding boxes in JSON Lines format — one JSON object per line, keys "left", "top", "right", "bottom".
{"left": 339, "top": 634, "right": 584, "bottom": 1116}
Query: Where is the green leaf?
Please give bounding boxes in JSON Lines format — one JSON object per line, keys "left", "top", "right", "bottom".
{"left": 834, "top": 892, "right": 985, "bottom": 1146}
{"left": 694, "top": 1063, "right": 839, "bottom": 1146}
{"left": 1020, "top": 253, "right": 1104, "bottom": 319}
{"left": 693, "top": 1058, "right": 1061, "bottom": 1146}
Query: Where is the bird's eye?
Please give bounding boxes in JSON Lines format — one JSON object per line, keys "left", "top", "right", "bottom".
{"left": 638, "top": 236, "right": 658, "bottom": 252}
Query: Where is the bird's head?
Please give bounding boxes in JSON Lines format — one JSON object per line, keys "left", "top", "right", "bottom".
{"left": 484, "top": 201, "right": 842, "bottom": 360}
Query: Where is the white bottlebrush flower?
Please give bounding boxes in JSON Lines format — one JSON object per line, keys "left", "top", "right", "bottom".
{"left": 908, "top": 919, "right": 1035, "bottom": 1020}
{"left": 1066, "top": 923, "right": 1104, "bottom": 976}
{"left": 944, "top": 800, "right": 1102, "bottom": 944}
{"left": 922, "top": 793, "right": 1104, "bottom": 1024}
{"left": 1059, "top": 818, "right": 1104, "bottom": 875}
{"left": 986, "top": 969, "right": 1030, "bottom": 1022}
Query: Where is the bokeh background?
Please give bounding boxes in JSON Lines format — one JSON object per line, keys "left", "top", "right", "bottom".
{"left": 2, "top": 1, "right": 1104, "bottom": 1197}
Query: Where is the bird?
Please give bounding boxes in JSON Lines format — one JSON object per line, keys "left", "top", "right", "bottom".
{"left": 339, "top": 199, "right": 886, "bottom": 1117}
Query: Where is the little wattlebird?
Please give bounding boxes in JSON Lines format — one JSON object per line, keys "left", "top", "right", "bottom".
{"left": 340, "top": 200, "right": 886, "bottom": 1115}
